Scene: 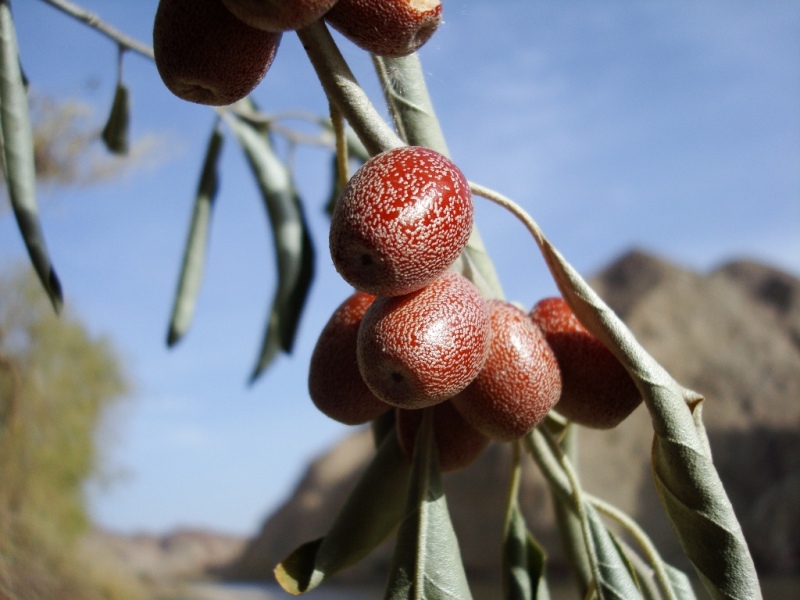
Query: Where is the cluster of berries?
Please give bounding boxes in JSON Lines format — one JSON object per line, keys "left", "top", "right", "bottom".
{"left": 310, "top": 146, "right": 642, "bottom": 471}
{"left": 153, "top": 0, "right": 443, "bottom": 106}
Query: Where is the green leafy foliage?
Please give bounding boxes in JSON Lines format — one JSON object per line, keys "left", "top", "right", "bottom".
{"left": 0, "top": 268, "right": 141, "bottom": 599}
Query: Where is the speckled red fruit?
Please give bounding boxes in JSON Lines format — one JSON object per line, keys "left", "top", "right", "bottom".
{"left": 329, "top": 146, "right": 473, "bottom": 297}
{"left": 452, "top": 301, "right": 562, "bottom": 441}
{"left": 325, "top": 0, "right": 442, "bottom": 58}
{"left": 221, "top": 0, "right": 337, "bottom": 32}
{"left": 154, "top": 0, "right": 281, "bottom": 106}
{"left": 396, "top": 403, "right": 490, "bottom": 472}
{"left": 357, "top": 271, "right": 490, "bottom": 409}
{"left": 529, "top": 297, "right": 642, "bottom": 429}
{"left": 308, "top": 292, "right": 391, "bottom": 425}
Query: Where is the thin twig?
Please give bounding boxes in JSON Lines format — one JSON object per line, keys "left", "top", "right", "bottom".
{"left": 38, "top": 0, "right": 154, "bottom": 60}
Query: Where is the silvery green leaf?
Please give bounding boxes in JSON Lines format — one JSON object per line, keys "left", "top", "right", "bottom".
{"left": 585, "top": 505, "right": 643, "bottom": 600}
{"left": 606, "top": 535, "right": 662, "bottom": 600}
{"left": 547, "top": 424, "right": 592, "bottom": 595}
{"left": 503, "top": 479, "right": 550, "bottom": 600}
{"left": 166, "top": 123, "right": 223, "bottom": 346}
{"left": 275, "top": 430, "right": 410, "bottom": 594}
{"left": 531, "top": 234, "right": 761, "bottom": 599}
{"left": 225, "top": 114, "right": 315, "bottom": 381}
{"left": 384, "top": 409, "right": 473, "bottom": 600}
{"left": 664, "top": 563, "right": 697, "bottom": 600}
{"left": 101, "top": 82, "right": 130, "bottom": 155}
{"left": 0, "top": 0, "right": 62, "bottom": 312}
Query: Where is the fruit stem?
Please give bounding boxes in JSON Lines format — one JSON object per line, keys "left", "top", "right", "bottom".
{"left": 296, "top": 21, "right": 404, "bottom": 157}
{"left": 328, "top": 101, "right": 350, "bottom": 190}
{"left": 551, "top": 424, "right": 593, "bottom": 595}
{"left": 503, "top": 440, "right": 523, "bottom": 529}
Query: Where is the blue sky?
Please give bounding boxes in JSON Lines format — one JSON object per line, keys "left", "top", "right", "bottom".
{"left": 2, "top": 1, "right": 798, "bottom": 535}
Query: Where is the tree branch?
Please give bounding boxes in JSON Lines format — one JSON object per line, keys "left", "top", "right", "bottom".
{"left": 37, "top": 0, "right": 154, "bottom": 60}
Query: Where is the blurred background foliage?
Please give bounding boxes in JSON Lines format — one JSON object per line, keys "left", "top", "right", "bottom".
{"left": 0, "top": 268, "right": 145, "bottom": 599}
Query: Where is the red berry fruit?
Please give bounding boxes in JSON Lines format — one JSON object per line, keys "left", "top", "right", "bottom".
{"left": 357, "top": 271, "right": 491, "bottom": 410}
{"left": 529, "top": 297, "right": 642, "bottom": 429}
{"left": 153, "top": 0, "right": 281, "bottom": 106}
{"left": 221, "top": 0, "right": 338, "bottom": 32}
{"left": 325, "top": 0, "right": 442, "bottom": 58}
{"left": 396, "top": 403, "right": 490, "bottom": 472}
{"left": 308, "top": 292, "right": 391, "bottom": 425}
{"left": 452, "top": 301, "right": 562, "bottom": 441}
{"left": 329, "top": 146, "right": 473, "bottom": 297}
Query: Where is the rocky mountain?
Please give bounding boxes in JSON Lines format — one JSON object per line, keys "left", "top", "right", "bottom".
{"left": 221, "top": 249, "right": 800, "bottom": 583}
{"left": 82, "top": 528, "right": 247, "bottom": 586}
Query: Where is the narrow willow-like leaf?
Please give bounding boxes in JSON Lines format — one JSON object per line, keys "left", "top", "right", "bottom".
{"left": 664, "top": 563, "right": 697, "bottom": 600}
{"left": 524, "top": 429, "right": 641, "bottom": 600}
{"left": 0, "top": 0, "right": 62, "bottom": 312}
{"left": 166, "top": 124, "right": 224, "bottom": 347}
{"left": 611, "top": 534, "right": 698, "bottom": 600}
{"left": 607, "top": 534, "right": 662, "bottom": 600}
{"left": 274, "top": 430, "right": 410, "bottom": 595}
{"left": 530, "top": 235, "right": 761, "bottom": 599}
{"left": 224, "top": 114, "right": 315, "bottom": 381}
{"left": 101, "top": 82, "right": 130, "bottom": 155}
{"left": 588, "top": 493, "right": 693, "bottom": 600}
{"left": 504, "top": 509, "right": 549, "bottom": 600}
{"left": 384, "top": 409, "right": 473, "bottom": 600}
{"left": 546, "top": 423, "right": 592, "bottom": 596}
{"left": 503, "top": 447, "right": 549, "bottom": 600}
{"left": 585, "top": 505, "right": 643, "bottom": 600}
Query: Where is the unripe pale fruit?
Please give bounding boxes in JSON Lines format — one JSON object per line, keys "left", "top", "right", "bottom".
{"left": 357, "top": 271, "right": 491, "bottom": 409}
{"left": 396, "top": 403, "right": 490, "bottom": 472}
{"left": 325, "top": 0, "right": 442, "bottom": 58}
{"left": 330, "top": 146, "right": 473, "bottom": 297}
{"left": 452, "top": 300, "right": 562, "bottom": 441}
{"left": 221, "top": 0, "right": 337, "bottom": 32}
{"left": 154, "top": 0, "right": 281, "bottom": 106}
{"left": 308, "top": 291, "right": 391, "bottom": 425}
{"left": 529, "top": 297, "right": 642, "bottom": 429}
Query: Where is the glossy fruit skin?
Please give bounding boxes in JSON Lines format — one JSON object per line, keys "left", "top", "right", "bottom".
{"left": 357, "top": 271, "right": 491, "bottom": 410}
{"left": 396, "top": 403, "right": 490, "bottom": 472}
{"left": 529, "top": 297, "right": 642, "bottom": 429}
{"left": 329, "top": 146, "right": 473, "bottom": 297}
{"left": 308, "top": 291, "right": 391, "bottom": 425}
{"left": 452, "top": 301, "right": 562, "bottom": 441}
{"left": 325, "top": 0, "right": 442, "bottom": 58}
{"left": 221, "top": 0, "right": 338, "bottom": 32}
{"left": 154, "top": 0, "right": 281, "bottom": 106}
